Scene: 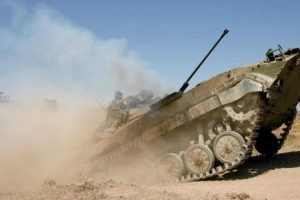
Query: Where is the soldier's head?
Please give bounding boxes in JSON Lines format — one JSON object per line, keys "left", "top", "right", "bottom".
{"left": 114, "top": 91, "right": 123, "bottom": 100}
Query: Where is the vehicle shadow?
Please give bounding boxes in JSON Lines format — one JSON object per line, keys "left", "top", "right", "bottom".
{"left": 209, "top": 151, "right": 300, "bottom": 181}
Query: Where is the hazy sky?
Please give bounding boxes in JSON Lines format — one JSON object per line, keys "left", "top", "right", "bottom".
{"left": 0, "top": 0, "right": 299, "bottom": 103}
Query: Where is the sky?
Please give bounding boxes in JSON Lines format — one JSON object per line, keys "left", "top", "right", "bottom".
{"left": 0, "top": 0, "right": 299, "bottom": 104}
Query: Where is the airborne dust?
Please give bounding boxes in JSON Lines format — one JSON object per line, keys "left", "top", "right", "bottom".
{"left": 0, "top": 3, "right": 168, "bottom": 192}
{"left": 1, "top": 3, "right": 300, "bottom": 200}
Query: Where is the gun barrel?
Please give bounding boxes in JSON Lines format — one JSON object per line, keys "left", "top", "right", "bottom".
{"left": 179, "top": 29, "right": 229, "bottom": 93}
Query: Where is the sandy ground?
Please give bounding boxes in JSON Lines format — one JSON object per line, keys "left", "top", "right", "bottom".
{"left": 1, "top": 114, "right": 300, "bottom": 200}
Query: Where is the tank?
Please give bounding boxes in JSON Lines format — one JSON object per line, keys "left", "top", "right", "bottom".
{"left": 91, "top": 30, "right": 300, "bottom": 182}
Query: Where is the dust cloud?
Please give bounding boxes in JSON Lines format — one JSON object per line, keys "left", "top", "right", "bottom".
{"left": 0, "top": 2, "right": 168, "bottom": 192}
{"left": 0, "top": 2, "right": 168, "bottom": 104}
{"left": 0, "top": 103, "right": 105, "bottom": 191}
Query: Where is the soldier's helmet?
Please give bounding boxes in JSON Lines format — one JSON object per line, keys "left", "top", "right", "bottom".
{"left": 114, "top": 91, "right": 123, "bottom": 100}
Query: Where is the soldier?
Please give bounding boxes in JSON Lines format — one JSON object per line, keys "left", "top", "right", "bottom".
{"left": 105, "top": 91, "right": 128, "bottom": 131}
{"left": 123, "top": 90, "right": 158, "bottom": 109}
{"left": 135, "top": 89, "right": 156, "bottom": 107}
{"left": 109, "top": 91, "right": 126, "bottom": 110}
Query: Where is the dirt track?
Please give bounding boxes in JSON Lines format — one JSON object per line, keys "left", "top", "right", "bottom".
{"left": 1, "top": 115, "right": 300, "bottom": 200}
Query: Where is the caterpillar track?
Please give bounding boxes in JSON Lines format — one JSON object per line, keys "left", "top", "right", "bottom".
{"left": 156, "top": 93, "right": 265, "bottom": 182}
{"left": 178, "top": 104, "right": 296, "bottom": 182}
{"left": 91, "top": 45, "right": 300, "bottom": 182}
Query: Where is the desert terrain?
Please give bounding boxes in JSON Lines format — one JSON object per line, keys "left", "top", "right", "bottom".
{"left": 1, "top": 109, "right": 300, "bottom": 200}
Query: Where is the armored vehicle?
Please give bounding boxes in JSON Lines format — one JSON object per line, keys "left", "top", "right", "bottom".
{"left": 43, "top": 98, "right": 58, "bottom": 111}
{"left": 0, "top": 92, "right": 9, "bottom": 103}
{"left": 92, "top": 30, "right": 300, "bottom": 181}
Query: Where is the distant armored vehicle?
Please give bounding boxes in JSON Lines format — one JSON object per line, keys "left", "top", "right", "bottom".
{"left": 91, "top": 30, "right": 300, "bottom": 181}
{"left": 44, "top": 98, "right": 58, "bottom": 111}
{"left": 0, "top": 92, "right": 9, "bottom": 103}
